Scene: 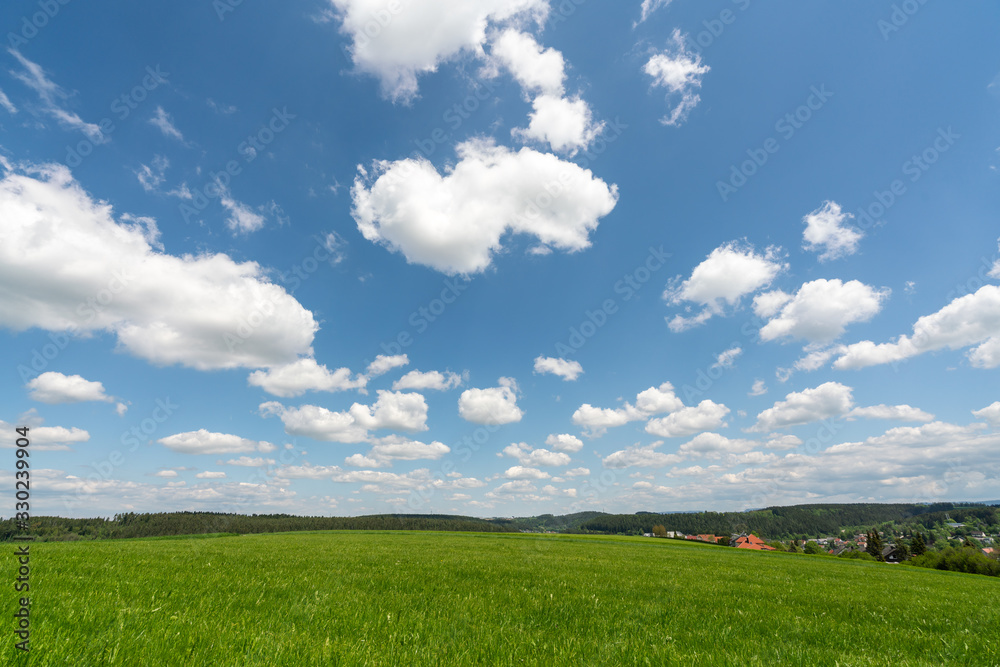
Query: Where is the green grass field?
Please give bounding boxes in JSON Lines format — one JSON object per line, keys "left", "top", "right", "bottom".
{"left": 3, "top": 531, "right": 998, "bottom": 665}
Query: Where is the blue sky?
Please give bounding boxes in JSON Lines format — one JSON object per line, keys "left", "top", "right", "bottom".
{"left": 1, "top": 0, "right": 999, "bottom": 518}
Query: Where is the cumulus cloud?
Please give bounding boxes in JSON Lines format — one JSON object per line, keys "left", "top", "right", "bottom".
{"left": 345, "top": 436, "right": 450, "bottom": 468}
{"left": 502, "top": 442, "right": 571, "bottom": 467}
{"left": 972, "top": 401, "right": 1000, "bottom": 427}
{"left": 750, "top": 382, "right": 854, "bottom": 432}
{"left": 677, "top": 432, "right": 757, "bottom": 459}
{"left": 642, "top": 30, "right": 709, "bottom": 127}
{"left": 248, "top": 359, "right": 367, "bottom": 398}
{"left": 0, "top": 414, "right": 89, "bottom": 451}
{"left": 603, "top": 441, "right": 682, "bottom": 469}
{"left": 487, "top": 28, "right": 564, "bottom": 96}
{"left": 8, "top": 50, "right": 104, "bottom": 141}
{"left": 329, "top": 0, "right": 548, "bottom": 103}
{"left": 487, "top": 31, "right": 603, "bottom": 155}
{"left": 0, "top": 161, "right": 318, "bottom": 371}
{"left": 802, "top": 201, "right": 864, "bottom": 261}
{"left": 26, "top": 372, "right": 113, "bottom": 404}
{"left": 757, "top": 279, "right": 889, "bottom": 344}
{"left": 533, "top": 356, "right": 583, "bottom": 381}
{"left": 195, "top": 471, "right": 227, "bottom": 479}
{"left": 545, "top": 433, "right": 583, "bottom": 453}
{"left": 645, "top": 400, "right": 730, "bottom": 438}
{"left": 665, "top": 242, "right": 785, "bottom": 331}
{"left": 458, "top": 377, "right": 522, "bottom": 424}
{"left": 366, "top": 354, "right": 410, "bottom": 376}
{"left": 834, "top": 285, "right": 1000, "bottom": 370}
{"left": 392, "top": 369, "right": 463, "bottom": 391}
{"left": 351, "top": 138, "right": 618, "bottom": 274}
{"left": 158, "top": 430, "right": 277, "bottom": 455}
{"left": 502, "top": 465, "right": 551, "bottom": 480}
{"left": 572, "top": 382, "right": 683, "bottom": 437}
{"left": 846, "top": 404, "right": 934, "bottom": 422}
{"left": 261, "top": 390, "right": 428, "bottom": 443}
{"left": 749, "top": 379, "right": 767, "bottom": 397}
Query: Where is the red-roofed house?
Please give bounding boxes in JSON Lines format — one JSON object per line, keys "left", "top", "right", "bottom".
{"left": 732, "top": 534, "right": 776, "bottom": 551}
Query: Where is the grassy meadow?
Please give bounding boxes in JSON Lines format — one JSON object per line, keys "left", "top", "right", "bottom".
{"left": 3, "top": 531, "right": 998, "bottom": 665}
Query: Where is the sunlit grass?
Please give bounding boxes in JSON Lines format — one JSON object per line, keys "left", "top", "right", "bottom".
{"left": 3, "top": 531, "right": 997, "bottom": 665}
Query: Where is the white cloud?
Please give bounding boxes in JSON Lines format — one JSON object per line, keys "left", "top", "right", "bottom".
{"left": 158, "top": 430, "right": 277, "bottom": 455}
{"left": 502, "top": 465, "right": 550, "bottom": 480}
{"left": 749, "top": 379, "right": 767, "bottom": 396}
{"left": 533, "top": 356, "right": 583, "bottom": 381}
{"left": 221, "top": 193, "right": 267, "bottom": 234}
{"left": 487, "top": 480, "right": 539, "bottom": 496}
{"left": 565, "top": 467, "right": 589, "bottom": 477}
{"left": 802, "top": 201, "right": 864, "bottom": 261}
{"left": 196, "top": 471, "right": 227, "bottom": 479}
{"left": 645, "top": 400, "right": 730, "bottom": 438}
{"left": 136, "top": 155, "right": 169, "bottom": 192}
{"left": 514, "top": 93, "right": 603, "bottom": 155}
{"left": 366, "top": 354, "right": 410, "bottom": 377}
{"left": 345, "top": 437, "right": 450, "bottom": 467}
{"left": 115, "top": 402, "right": 128, "bottom": 417}
{"left": 0, "top": 88, "right": 17, "bottom": 114}
{"left": 502, "top": 442, "right": 571, "bottom": 467}
{"left": 677, "top": 432, "right": 756, "bottom": 459}
{"left": 713, "top": 346, "right": 742, "bottom": 369}
{"left": 148, "top": 106, "right": 184, "bottom": 141}
{"left": 572, "top": 382, "right": 683, "bottom": 437}
{"left": 248, "top": 359, "right": 367, "bottom": 398}
{"left": 0, "top": 415, "right": 89, "bottom": 451}
{"left": 26, "top": 372, "right": 113, "bottom": 404}
{"left": 545, "top": 433, "right": 583, "bottom": 453}
{"left": 329, "top": 0, "right": 548, "bottom": 103}
{"left": 154, "top": 470, "right": 178, "bottom": 478}
{"left": 637, "top": 0, "right": 673, "bottom": 24}
{"left": 847, "top": 404, "right": 934, "bottom": 422}
{"left": 0, "top": 161, "right": 318, "bottom": 371}
{"left": 222, "top": 456, "right": 276, "bottom": 467}
{"left": 351, "top": 138, "right": 618, "bottom": 274}
{"left": 488, "top": 29, "right": 564, "bottom": 96}
{"left": 751, "top": 382, "right": 854, "bottom": 432}
{"left": 972, "top": 401, "right": 1000, "bottom": 427}
{"left": 261, "top": 390, "right": 429, "bottom": 443}
{"left": 757, "top": 279, "right": 889, "bottom": 344}
{"left": 834, "top": 285, "right": 1000, "bottom": 370}
{"left": 8, "top": 50, "right": 103, "bottom": 141}
{"left": 642, "top": 30, "right": 710, "bottom": 127}
{"left": 458, "top": 377, "right": 522, "bottom": 424}
{"left": 392, "top": 369, "right": 463, "bottom": 391}
{"left": 666, "top": 242, "right": 785, "bottom": 331}
{"left": 603, "top": 441, "right": 682, "bottom": 469}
